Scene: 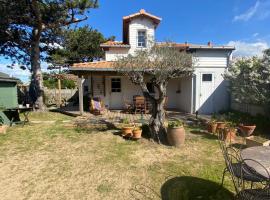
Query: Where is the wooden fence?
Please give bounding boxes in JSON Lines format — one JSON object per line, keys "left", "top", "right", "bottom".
{"left": 44, "top": 88, "right": 78, "bottom": 106}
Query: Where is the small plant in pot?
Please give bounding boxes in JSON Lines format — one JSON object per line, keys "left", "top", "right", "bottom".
{"left": 132, "top": 126, "right": 142, "bottom": 140}
{"left": 207, "top": 118, "right": 217, "bottom": 134}
{"left": 216, "top": 115, "right": 227, "bottom": 130}
{"left": 167, "top": 120, "right": 185, "bottom": 147}
{"left": 224, "top": 122, "right": 237, "bottom": 143}
{"left": 121, "top": 118, "right": 133, "bottom": 137}
{"left": 239, "top": 123, "right": 256, "bottom": 137}
{"left": 0, "top": 115, "right": 7, "bottom": 134}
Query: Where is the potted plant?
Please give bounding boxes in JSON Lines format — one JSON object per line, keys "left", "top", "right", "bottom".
{"left": 132, "top": 127, "right": 142, "bottom": 139}
{"left": 223, "top": 122, "right": 237, "bottom": 143}
{"left": 0, "top": 116, "right": 7, "bottom": 134}
{"left": 121, "top": 118, "right": 133, "bottom": 137}
{"left": 207, "top": 119, "right": 218, "bottom": 134}
{"left": 167, "top": 120, "right": 185, "bottom": 147}
{"left": 239, "top": 123, "right": 256, "bottom": 137}
{"left": 216, "top": 115, "right": 227, "bottom": 130}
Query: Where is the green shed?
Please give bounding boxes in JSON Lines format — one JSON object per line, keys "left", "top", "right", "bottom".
{"left": 0, "top": 72, "right": 19, "bottom": 125}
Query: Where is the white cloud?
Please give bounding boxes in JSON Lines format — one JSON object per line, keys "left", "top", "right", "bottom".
{"left": 233, "top": 0, "right": 270, "bottom": 22}
{"left": 227, "top": 40, "right": 269, "bottom": 57}
{"left": 253, "top": 33, "right": 259, "bottom": 37}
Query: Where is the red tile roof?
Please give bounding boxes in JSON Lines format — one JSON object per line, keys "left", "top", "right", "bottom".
{"left": 123, "top": 9, "right": 162, "bottom": 24}
{"left": 100, "top": 41, "right": 130, "bottom": 48}
{"left": 71, "top": 61, "right": 115, "bottom": 70}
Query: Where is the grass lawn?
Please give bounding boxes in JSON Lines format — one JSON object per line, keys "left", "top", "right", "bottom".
{"left": 0, "top": 112, "right": 234, "bottom": 200}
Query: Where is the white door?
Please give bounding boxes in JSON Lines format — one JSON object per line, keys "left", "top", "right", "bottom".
{"left": 198, "top": 73, "right": 215, "bottom": 114}
{"left": 109, "top": 77, "right": 123, "bottom": 109}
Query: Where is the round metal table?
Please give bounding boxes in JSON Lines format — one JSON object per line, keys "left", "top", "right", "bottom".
{"left": 241, "top": 146, "right": 270, "bottom": 179}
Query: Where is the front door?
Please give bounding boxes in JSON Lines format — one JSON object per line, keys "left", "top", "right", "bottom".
{"left": 199, "top": 73, "right": 215, "bottom": 114}
{"left": 109, "top": 77, "right": 123, "bottom": 109}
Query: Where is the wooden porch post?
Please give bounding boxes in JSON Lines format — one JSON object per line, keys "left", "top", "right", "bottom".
{"left": 78, "top": 75, "right": 84, "bottom": 115}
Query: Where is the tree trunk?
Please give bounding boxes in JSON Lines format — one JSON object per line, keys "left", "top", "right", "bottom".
{"left": 29, "top": 27, "right": 46, "bottom": 111}
{"left": 149, "top": 97, "right": 167, "bottom": 144}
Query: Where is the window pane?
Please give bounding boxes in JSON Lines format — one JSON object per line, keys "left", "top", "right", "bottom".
{"left": 202, "top": 74, "right": 212, "bottom": 82}
{"left": 111, "top": 78, "right": 121, "bottom": 92}
{"left": 137, "top": 31, "right": 146, "bottom": 47}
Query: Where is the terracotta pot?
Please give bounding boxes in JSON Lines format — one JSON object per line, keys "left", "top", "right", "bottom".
{"left": 132, "top": 129, "right": 142, "bottom": 139}
{"left": 167, "top": 126, "right": 185, "bottom": 147}
{"left": 0, "top": 125, "right": 7, "bottom": 134}
{"left": 224, "top": 128, "right": 237, "bottom": 143}
{"left": 216, "top": 122, "right": 226, "bottom": 129}
{"left": 122, "top": 126, "right": 133, "bottom": 136}
{"left": 239, "top": 124, "right": 256, "bottom": 137}
{"left": 207, "top": 123, "right": 217, "bottom": 133}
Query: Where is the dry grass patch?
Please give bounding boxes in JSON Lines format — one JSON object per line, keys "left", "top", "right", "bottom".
{"left": 0, "top": 112, "right": 234, "bottom": 200}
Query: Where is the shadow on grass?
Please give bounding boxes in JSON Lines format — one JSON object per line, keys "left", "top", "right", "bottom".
{"left": 190, "top": 130, "right": 218, "bottom": 140}
{"left": 161, "top": 176, "right": 233, "bottom": 200}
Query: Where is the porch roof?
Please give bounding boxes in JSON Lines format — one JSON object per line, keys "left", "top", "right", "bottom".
{"left": 70, "top": 61, "right": 116, "bottom": 72}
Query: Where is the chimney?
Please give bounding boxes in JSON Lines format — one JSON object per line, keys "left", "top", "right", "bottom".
{"left": 207, "top": 41, "right": 212, "bottom": 46}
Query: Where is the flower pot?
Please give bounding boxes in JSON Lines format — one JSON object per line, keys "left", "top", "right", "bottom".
{"left": 0, "top": 125, "right": 8, "bottom": 134}
{"left": 216, "top": 122, "right": 226, "bottom": 129}
{"left": 239, "top": 124, "right": 256, "bottom": 137}
{"left": 122, "top": 126, "right": 133, "bottom": 137}
{"left": 224, "top": 128, "right": 237, "bottom": 143}
{"left": 132, "top": 129, "right": 142, "bottom": 139}
{"left": 167, "top": 126, "right": 185, "bottom": 147}
{"left": 207, "top": 123, "right": 217, "bottom": 133}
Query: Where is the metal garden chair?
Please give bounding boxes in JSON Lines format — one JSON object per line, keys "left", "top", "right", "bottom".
{"left": 234, "top": 159, "right": 270, "bottom": 199}
{"left": 218, "top": 131, "right": 268, "bottom": 188}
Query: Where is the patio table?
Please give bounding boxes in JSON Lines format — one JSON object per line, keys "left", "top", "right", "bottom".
{"left": 5, "top": 107, "right": 32, "bottom": 126}
{"left": 241, "top": 146, "right": 270, "bottom": 179}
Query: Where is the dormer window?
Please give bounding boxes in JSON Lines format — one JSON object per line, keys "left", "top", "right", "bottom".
{"left": 137, "top": 30, "right": 146, "bottom": 47}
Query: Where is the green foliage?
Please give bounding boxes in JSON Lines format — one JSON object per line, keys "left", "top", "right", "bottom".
{"left": 168, "top": 120, "right": 183, "bottom": 128}
{"left": 47, "top": 26, "right": 108, "bottom": 65}
{"left": 43, "top": 72, "right": 76, "bottom": 89}
{"left": 224, "top": 49, "right": 270, "bottom": 112}
{"left": 122, "top": 118, "right": 130, "bottom": 124}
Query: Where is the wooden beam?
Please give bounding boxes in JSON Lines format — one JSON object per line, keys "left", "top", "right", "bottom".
{"left": 78, "top": 75, "right": 84, "bottom": 115}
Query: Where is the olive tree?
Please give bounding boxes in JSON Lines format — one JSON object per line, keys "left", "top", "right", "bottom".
{"left": 115, "top": 44, "right": 194, "bottom": 143}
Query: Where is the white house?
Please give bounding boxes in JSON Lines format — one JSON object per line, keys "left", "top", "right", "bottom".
{"left": 70, "top": 9, "right": 235, "bottom": 115}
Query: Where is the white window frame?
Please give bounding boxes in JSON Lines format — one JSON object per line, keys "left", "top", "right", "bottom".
{"left": 137, "top": 30, "right": 147, "bottom": 48}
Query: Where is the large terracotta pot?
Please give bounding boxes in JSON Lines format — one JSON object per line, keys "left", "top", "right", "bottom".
{"left": 167, "top": 126, "right": 185, "bottom": 147}
{"left": 239, "top": 124, "right": 256, "bottom": 137}
{"left": 224, "top": 128, "right": 237, "bottom": 143}
{"left": 132, "top": 129, "right": 142, "bottom": 139}
{"left": 207, "top": 123, "right": 217, "bottom": 133}
{"left": 216, "top": 122, "right": 226, "bottom": 129}
{"left": 122, "top": 126, "right": 133, "bottom": 137}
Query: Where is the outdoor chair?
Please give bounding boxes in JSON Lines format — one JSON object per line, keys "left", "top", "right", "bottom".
{"left": 233, "top": 159, "right": 270, "bottom": 200}
{"left": 133, "top": 96, "right": 146, "bottom": 114}
{"left": 218, "top": 132, "right": 268, "bottom": 188}
{"left": 123, "top": 99, "right": 133, "bottom": 114}
{"left": 90, "top": 97, "right": 106, "bottom": 115}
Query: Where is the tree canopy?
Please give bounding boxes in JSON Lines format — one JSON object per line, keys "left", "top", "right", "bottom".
{"left": 47, "top": 26, "right": 108, "bottom": 66}
{"left": 0, "top": 0, "right": 98, "bottom": 110}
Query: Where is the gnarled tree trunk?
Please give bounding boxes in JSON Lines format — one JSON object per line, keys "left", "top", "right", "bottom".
{"left": 141, "top": 81, "right": 167, "bottom": 144}
{"left": 149, "top": 97, "right": 167, "bottom": 143}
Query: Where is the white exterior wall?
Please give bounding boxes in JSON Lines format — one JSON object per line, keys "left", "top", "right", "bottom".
{"left": 105, "top": 48, "right": 129, "bottom": 61}
{"left": 193, "top": 50, "right": 231, "bottom": 114}
{"left": 128, "top": 18, "right": 155, "bottom": 54}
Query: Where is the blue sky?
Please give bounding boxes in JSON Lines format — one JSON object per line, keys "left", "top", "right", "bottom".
{"left": 1, "top": 0, "right": 269, "bottom": 83}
